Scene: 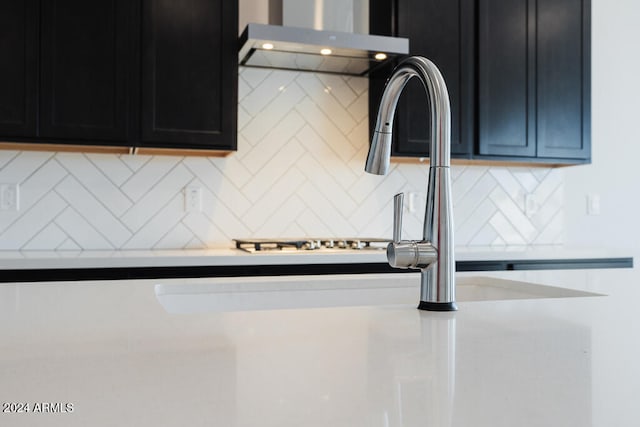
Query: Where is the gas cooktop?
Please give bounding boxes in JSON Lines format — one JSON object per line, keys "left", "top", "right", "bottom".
{"left": 233, "top": 238, "right": 391, "bottom": 253}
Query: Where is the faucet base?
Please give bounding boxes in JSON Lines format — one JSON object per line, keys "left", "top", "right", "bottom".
{"left": 418, "top": 301, "right": 458, "bottom": 312}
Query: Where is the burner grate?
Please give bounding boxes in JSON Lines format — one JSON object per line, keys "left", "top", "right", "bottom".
{"left": 233, "top": 238, "right": 390, "bottom": 253}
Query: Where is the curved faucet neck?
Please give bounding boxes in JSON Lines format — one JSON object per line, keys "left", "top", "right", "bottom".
{"left": 365, "top": 56, "right": 451, "bottom": 173}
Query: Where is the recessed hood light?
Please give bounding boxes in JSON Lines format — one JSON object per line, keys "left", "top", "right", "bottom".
{"left": 238, "top": 23, "right": 409, "bottom": 76}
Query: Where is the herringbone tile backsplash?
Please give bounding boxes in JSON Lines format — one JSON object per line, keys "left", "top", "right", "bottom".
{"left": 0, "top": 69, "right": 564, "bottom": 250}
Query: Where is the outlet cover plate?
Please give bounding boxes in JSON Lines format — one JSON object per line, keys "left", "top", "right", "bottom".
{"left": 0, "top": 183, "right": 19, "bottom": 211}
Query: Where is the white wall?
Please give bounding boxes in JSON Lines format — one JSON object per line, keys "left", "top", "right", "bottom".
{"left": 564, "top": 0, "right": 640, "bottom": 258}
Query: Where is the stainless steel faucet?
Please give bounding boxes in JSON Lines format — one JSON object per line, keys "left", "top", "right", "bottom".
{"left": 365, "top": 56, "right": 456, "bottom": 311}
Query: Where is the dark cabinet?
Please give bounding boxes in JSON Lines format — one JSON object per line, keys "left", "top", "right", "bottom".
{"left": 0, "top": 0, "right": 237, "bottom": 153}
{"left": 141, "top": 0, "right": 237, "bottom": 150}
{"left": 477, "top": 0, "right": 534, "bottom": 157}
{"left": 535, "top": 0, "right": 590, "bottom": 159}
{"left": 0, "top": 0, "right": 38, "bottom": 137}
{"left": 370, "top": 0, "right": 591, "bottom": 164}
{"left": 40, "top": 0, "right": 134, "bottom": 144}
{"left": 479, "top": 0, "right": 590, "bottom": 160}
{"left": 370, "top": 0, "right": 474, "bottom": 158}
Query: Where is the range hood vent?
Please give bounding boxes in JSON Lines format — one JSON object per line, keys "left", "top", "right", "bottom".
{"left": 238, "top": 23, "right": 409, "bottom": 76}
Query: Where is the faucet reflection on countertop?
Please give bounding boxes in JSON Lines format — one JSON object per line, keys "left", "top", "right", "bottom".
{"left": 365, "top": 56, "right": 456, "bottom": 311}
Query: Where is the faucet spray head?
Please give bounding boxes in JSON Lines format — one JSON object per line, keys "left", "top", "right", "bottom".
{"left": 364, "top": 130, "right": 393, "bottom": 175}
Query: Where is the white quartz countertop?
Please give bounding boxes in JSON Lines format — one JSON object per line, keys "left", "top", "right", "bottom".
{"left": 1, "top": 267, "right": 639, "bottom": 426}
{"left": 0, "top": 245, "right": 632, "bottom": 269}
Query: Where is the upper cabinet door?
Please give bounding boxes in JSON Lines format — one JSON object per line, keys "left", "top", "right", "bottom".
{"left": 478, "top": 0, "right": 590, "bottom": 160}
{"left": 140, "top": 0, "right": 237, "bottom": 150}
{"left": 395, "top": 0, "right": 474, "bottom": 158}
{"left": 478, "top": 0, "right": 536, "bottom": 157}
{"left": 371, "top": 0, "right": 590, "bottom": 164}
{"left": 40, "top": 0, "right": 134, "bottom": 143}
{"left": 536, "top": 0, "right": 590, "bottom": 159}
{"left": 0, "top": 0, "right": 38, "bottom": 137}
{"left": 370, "top": 0, "right": 474, "bottom": 158}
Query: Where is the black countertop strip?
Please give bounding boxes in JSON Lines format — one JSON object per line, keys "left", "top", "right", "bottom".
{"left": 0, "top": 257, "right": 633, "bottom": 283}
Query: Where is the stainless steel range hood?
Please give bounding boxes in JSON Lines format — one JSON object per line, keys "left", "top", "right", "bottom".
{"left": 238, "top": 1, "right": 409, "bottom": 76}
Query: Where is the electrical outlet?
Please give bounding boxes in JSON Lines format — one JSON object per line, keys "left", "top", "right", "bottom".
{"left": 184, "top": 186, "right": 202, "bottom": 212}
{"left": 525, "top": 193, "right": 538, "bottom": 217}
{"left": 587, "top": 194, "right": 600, "bottom": 216}
{"left": 0, "top": 183, "right": 19, "bottom": 211}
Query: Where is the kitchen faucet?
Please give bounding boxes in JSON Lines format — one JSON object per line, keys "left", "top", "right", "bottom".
{"left": 365, "top": 56, "right": 456, "bottom": 311}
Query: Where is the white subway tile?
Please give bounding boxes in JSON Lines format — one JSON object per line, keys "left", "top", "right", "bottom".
{"left": 510, "top": 167, "right": 539, "bottom": 193}
{"left": 22, "top": 223, "right": 67, "bottom": 250}
{"left": 346, "top": 117, "right": 369, "bottom": 150}
{"left": 530, "top": 186, "right": 563, "bottom": 229}
{"left": 489, "top": 212, "right": 527, "bottom": 245}
{"left": 154, "top": 223, "right": 195, "bottom": 249}
{"left": 118, "top": 153, "right": 151, "bottom": 172}
{"left": 240, "top": 67, "right": 272, "bottom": 89}
{"left": 237, "top": 105, "right": 252, "bottom": 134}
{"left": 86, "top": 153, "right": 133, "bottom": 186}
{"left": 452, "top": 166, "right": 488, "bottom": 206}
{"left": 241, "top": 168, "right": 306, "bottom": 232}
{"left": 183, "top": 158, "right": 252, "bottom": 216}
{"left": 0, "top": 151, "right": 52, "bottom": 183}
{"left": 0, "top": 192, "right": 66, "bottom": 249}
{"left": 455, "top": 198, "right": 497, "bottom": 245}
{"left": 255, "top": 195, "right": 307, "bottom": 236}
{"left": 120, "top": 156, "right": 181, "bottom": 202}
{"left": 181, "top": 211, "right": 227, "bottom": 243}
{"left": 294, "top": 154, "right": 358, "bottom": 216}
{"left": 317, "top": 74, "right": 357, "bottom": 108}
{"left": 122, "top": 194, "right": 186, "bottom": 249}
{"left": 295, "top": 181, "right": 357, "bottom": 235}
{"left": 0, "top": 151, "right": 19, "bottom": 170}
{"left": 241, "top": 81, "right": 306, "bottom": 144}
{"left": 241, "top": 138, "right": 306, "bottom": 203}
{"left": 489, "top": 186, "right": 537, "bottom": 241}
{"left": 240, "top": 110, "right": 306, "bottom": 172}
{"left": 54, "top": 207, "right": 114, "bottom": 250}
{"left": 532, "top": 168, "right": 563, "bottom": 205}
{"left": 20, "top": 159, "right": 68, "bottom": 213}
{"left": 295, "top": 98, "right": 357, "bottom": 161}
{"left": 56, "top": 238, "right": 82, "bottom": 251}
{"left": 346, "top": 76, "right": 368, "bottom": 95}
{"left": 56, "top": 153, "right": 133, "bottom": 216}
{"left": 120, "top": 164, "right": 194, "bottom": 232}
{"left": 55, "top": 176, "right": 132, "bottom": 247}
{"left": 200, "top": 185, "right": 251, "bottom": 238}
{"left": 347, "top": 91, "right": 368, "bottom": 123}
{"left": 296, "top": 74, "right": 357, "bottom": 133}
{"left": 294, "top": 209, "right": 333, "bottom": 236}
{"left": 489, "top": 167, "right": 525, "bottom": 209}
{"left": 533, "top": 210, "right": 564, "bottom": 244}
{"left": 468, "top": 224, "right": 500, "bottom": 247}
{"left": 454, "top": 173, "right": 497, "bottom": 226}
{"left": 238, "top": 74, "right": 251, "bottom": 101}
{"left": 241, "top": 69, "right": 298, "bottom": 116}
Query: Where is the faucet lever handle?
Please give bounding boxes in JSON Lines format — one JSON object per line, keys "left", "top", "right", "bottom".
{"left": 393, "top": 193, "right": 404, "bottom": 243}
